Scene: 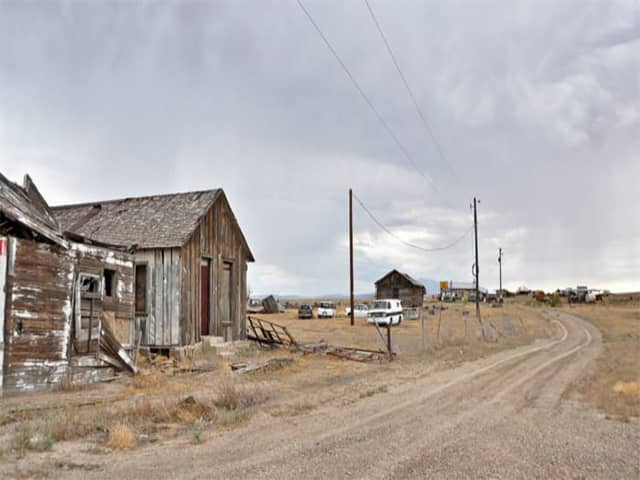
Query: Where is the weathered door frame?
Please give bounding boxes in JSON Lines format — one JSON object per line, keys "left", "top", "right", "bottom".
{"left": 134, "top": 261, "right": 149, "bottom": 345}
{"left": 200, "top": 257, "right": 212, "bottom": 336}
{"left": 221, "top": 257, "right": 235, "bottom": 341}
{"left": 74, "top": 272, "right": 103, "bottom": 354}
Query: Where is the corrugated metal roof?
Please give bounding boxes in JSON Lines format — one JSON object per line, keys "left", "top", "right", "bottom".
{"left": 53, "top": 190, "right": 221, "bottom": 249}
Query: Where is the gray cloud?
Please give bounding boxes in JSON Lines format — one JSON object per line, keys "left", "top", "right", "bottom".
{"left": 1, "top": 0, "right": 638, "bottom": 295}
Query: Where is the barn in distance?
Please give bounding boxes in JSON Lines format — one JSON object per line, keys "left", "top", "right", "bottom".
{"left": 54, "top": 189, "right": 254, "bottom": 349}
{"left": 375, "top": 270, "right": 426, "bottom": 312}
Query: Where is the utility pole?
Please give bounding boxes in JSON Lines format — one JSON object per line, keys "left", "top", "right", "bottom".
{"left": 472, "top": 197, "right": 484, "bottom": 337}
{"left": 349, "top": 188, "right": 355, "bottom": 326}
{"left": 498, "top": 247, "right": 503, "bottom": 302}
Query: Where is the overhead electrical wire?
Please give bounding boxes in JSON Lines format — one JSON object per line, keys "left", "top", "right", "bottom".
{"left": 353, "top": 192, "right": 473, "bottom": 253}
{"left": 363, "top": 0, "right": 457, "bottom": 180}
{"left": 295, "top": 0, "right": 438, "bottom": 191}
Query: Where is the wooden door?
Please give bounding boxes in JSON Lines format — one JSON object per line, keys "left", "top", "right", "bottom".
{"left": 201, "top": 261, "right": 210, "bottom": 336}
{"left": 220, "top": 262, "right": 232, "bottom": 337}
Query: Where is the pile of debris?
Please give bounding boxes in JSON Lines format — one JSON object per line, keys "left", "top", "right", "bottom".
{"left": 247, "top": 316, "right": 389, "bottom": 362}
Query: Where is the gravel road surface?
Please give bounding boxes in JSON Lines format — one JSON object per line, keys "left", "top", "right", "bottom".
{"left": 23, "top": 310, "right": 640, "bottom": 479}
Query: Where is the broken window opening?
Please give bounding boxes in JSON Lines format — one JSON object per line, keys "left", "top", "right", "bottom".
{"left": 104, "top": 269, "right": 116, "bottom": 297}
{"left": 81, "top": 276, "right": 99, "bottom": 293}
{"left": 135, "top": 264, "right": 147, "bottom": 314}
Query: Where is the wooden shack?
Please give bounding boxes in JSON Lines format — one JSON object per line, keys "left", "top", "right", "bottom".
{"left": 374, "top": 270, "right": 426, "bottom": 308}
{"left": 53, "top": 189, "right": 254, "bottom": 347}
{"left": 0, "top": 173, "right": 136, "bottom": 395}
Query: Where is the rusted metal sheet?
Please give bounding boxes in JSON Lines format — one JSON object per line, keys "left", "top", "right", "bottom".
{"left": 261, "top": 295, "right": 279, "bottom": 314}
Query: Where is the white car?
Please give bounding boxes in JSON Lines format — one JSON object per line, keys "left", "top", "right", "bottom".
{"left": 367, "top": 299, "right": 403, "bottom": 326}
{"left": 317, "top": 301, "right": 336, "bottom": 318}
{"left": 345, "top": 303, "right": 368, "bottom": 318}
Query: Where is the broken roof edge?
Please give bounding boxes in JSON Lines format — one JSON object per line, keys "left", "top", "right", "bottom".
{"left": 49, "top": 187, "right": 220, "bottom": 211}
{"left": 0, "top": 171, "right": 68, "bottom": 248}
{"left": 63, "top": 230, "right": 136, "bottom": 253}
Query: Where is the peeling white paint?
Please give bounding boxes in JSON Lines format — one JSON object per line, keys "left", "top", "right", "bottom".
{"left": 71, "top": 243, "right": 133, "bottom": 268}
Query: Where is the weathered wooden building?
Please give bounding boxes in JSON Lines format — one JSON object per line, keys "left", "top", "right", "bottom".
{"left": 54, "top": 189, "right": 254, "bottom": 348}
{"left": 0, "top": 173, "right": 136, "bottom": 395}
{"left": 374, "top": 270, "right": 426, "bottom": 308}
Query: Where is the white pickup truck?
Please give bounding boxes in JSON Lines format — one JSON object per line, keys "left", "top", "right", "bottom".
{"left": 367, "top": 299, "right": 403, "bottom": 326}
{"left": 345, "top": 303, "right": 368, "bottom": 318}
{"left": 317, "top": 301, "right": 336, "bottom": 318}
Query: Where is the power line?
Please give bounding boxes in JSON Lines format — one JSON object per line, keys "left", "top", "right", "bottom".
{"left": 353, "top": 192, "right": 472, "bottom": 253}
{"left": 295, "top": 0, "right": 437, "bottom": 191}
{"left": 363, "top": 0, "right": 457, "bottom": 180}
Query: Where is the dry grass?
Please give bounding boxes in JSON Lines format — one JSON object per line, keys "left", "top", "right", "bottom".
{"left": 270, "top": 401, "right": 316, "bottom": 418}
{"left": 265, "top": 303, "right": 555, "bottom": 366}
{"left": 215, "top": 408, "right": 249, "bottom": 427}
{"left": 213, "top": 372, "right": 269, "bottom": 411}
{"left": 570, "top": 305, "right": 640, "bottom": 420}
{"left": 359, "top": 385, "right": 388, "bottom": 399}
{"left": 108, "top": 423, "right": 136, "bottom": 449}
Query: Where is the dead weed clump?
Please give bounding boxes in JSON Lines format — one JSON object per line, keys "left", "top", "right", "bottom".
{"left": 213, "top": 377, "right": 269, "bottom": 411}
{"left": 107, "top": 423, "right": 136, "bottom": 449}
{"left": 120, "top": 395, "right": 216, "bottom": 426}
{"left": 613, "top": 381, "right": 640, "bottom": 397}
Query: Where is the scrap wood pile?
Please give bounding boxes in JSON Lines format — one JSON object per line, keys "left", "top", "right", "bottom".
{"left": 247, "top": 317, "right": 388, "bottom": 362}
{"left": 298, "top": 343, "right": 389, "bottom": 362}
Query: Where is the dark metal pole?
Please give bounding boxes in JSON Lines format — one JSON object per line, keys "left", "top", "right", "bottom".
{"left": 349, "top": 188, "right": 355, "bottom": 326}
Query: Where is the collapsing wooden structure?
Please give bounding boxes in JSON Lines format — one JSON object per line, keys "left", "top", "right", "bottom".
{"left": 375, "top": 270, "right": 426, "bottom": 308}
{"left": 53, "top": 188, "right": 254, "bottom": 348}
{"left": 0, "top": 173, "right": 136, "bottom": 396}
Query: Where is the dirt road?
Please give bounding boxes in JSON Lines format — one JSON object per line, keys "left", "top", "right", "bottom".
{"left": 15, "top": 310, "right": 640, "bottom": 479}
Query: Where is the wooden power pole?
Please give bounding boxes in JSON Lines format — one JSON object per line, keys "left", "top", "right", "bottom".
{"left": 472, "top": 197, "right": 484, "bottom": 336}
{"left": 498, "top": 247, "right": 503, "bottom": 301}
{"left": 349, "top": 188, "right": 355, "bottom": 326}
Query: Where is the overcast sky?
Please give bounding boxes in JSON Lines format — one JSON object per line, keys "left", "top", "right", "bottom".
{"left": 1, "top": 0, "right": 638, "bottom": 295}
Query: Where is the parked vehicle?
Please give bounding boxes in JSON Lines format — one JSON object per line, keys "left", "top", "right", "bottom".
{"left": 345, "top": 303, "right": 368, "bottom": 318}
{"left": 317, "top": 301, "right": 336, "bottom": 318}
{"left": 441, "top": 291, "right": 457, "bottom": 302}
{"left": 367, "top": 299, "right": 403, "bottom": 326}
{"left": 298, "top": 304, "right": 314, "bottom": 319}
